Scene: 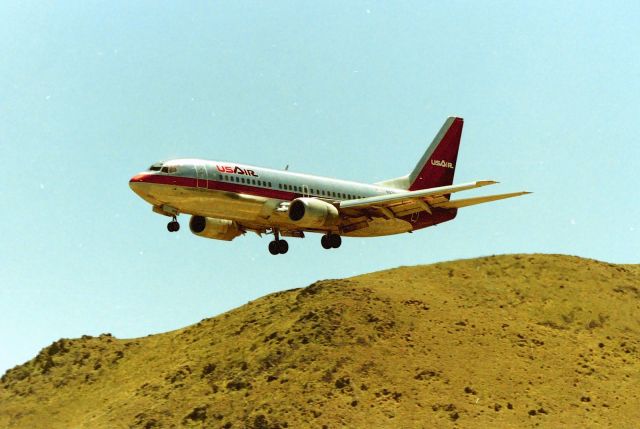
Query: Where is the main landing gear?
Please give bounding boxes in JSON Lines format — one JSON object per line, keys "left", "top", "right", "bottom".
{"left": 167, "top": 217, "right": 180, "bottom": 232}
{"left": 268, "top": 229, "right": 289, "bottom": 255}
{"left": 321, "top": 233, "right": 341, "bottom": 249}
{"left": 267, "top": 230, "right": 342, "bottom": 255}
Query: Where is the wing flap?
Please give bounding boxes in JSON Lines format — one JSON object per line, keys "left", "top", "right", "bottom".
{"left": 434, "top": 192, "right": 531, "bottom": 209}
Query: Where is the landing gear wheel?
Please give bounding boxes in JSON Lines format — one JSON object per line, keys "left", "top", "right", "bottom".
{"left": 277, "top": 240, "right": 289, "bottom": 254}
{"left": 167, "top": 219, "right": 180, "bottom": 232}
{"left": 268, "top": 239, "right": 289, "bottom": 255}
{"left": 322, "top": 234, "right": 341, "bottom": 249}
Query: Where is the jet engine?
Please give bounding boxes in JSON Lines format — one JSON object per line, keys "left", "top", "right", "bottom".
{"left": 189, "top": 216, "right": 242, "bottom": 241}
{"left": 288, "top": 198, "right": 339, "bottom": 228}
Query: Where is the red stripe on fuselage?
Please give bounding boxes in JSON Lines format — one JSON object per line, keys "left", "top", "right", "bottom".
{"left": 131, "top": 173, "right": 299, "bottom": 200}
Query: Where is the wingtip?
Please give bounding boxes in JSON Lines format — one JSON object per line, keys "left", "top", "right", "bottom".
{"left": 477, "top": 180, "right": 499, "bottom": 186}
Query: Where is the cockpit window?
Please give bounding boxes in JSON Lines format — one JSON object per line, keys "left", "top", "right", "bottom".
{"left": 160, "top": 166, "right": 178, "bottom": 174}
{"left": 149, "top": 163, "right": 162, "bottom": 171}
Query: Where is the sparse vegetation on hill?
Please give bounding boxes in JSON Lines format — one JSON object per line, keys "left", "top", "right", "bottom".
{"left": 1, "top": 254, "right": 639, "bottom": 428}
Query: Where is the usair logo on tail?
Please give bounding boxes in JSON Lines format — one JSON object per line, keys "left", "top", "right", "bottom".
{"left": 431, "top": 159, "right": 454, "bottom": 169}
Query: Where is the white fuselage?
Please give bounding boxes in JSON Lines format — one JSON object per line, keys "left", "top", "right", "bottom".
{"left": 129, "top": 159, "right": 426, "bottom": 237}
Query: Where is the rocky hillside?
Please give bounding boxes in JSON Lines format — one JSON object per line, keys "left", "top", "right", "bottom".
{"left": 1, "top": 254, "right": 639, "bottom": 428}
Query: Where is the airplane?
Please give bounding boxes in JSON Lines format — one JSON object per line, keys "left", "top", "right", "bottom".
{"left": 129, "top": 117, "right": 529, "bottom": 255}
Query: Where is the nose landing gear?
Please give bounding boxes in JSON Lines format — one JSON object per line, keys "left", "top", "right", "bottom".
{"left": 321, "top": 233, "right": 341, "bottom": 249}
{"left": 167, "top": 217, "right": 180, "bottom": 232}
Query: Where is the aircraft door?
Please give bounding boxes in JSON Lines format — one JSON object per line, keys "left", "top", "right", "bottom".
{"left": 196, "top": 164, "right": 208, "bottom": 189}
{"left": 302, "top": 185, "right": 310, "bottom": 198}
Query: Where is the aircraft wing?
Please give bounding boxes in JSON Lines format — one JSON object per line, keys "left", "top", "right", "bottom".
{"left": 338, "top": 181, "right": 529, "bottom": 219}
{"left": 435, "top": 191, "right": 531, "bottom": 209}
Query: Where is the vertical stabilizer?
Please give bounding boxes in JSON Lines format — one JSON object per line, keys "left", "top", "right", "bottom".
{"left": 407, "top": 116, "right": 463, "bottom": 191}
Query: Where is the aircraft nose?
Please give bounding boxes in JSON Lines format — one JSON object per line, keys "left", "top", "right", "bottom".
{"left": 129, "top": 173, "right": 149, "bottom": 194}
{"left": 129, "top": 173, "right": 148, "bottom": 183}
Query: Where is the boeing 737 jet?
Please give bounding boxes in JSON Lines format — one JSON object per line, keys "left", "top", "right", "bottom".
{"left": 129, "top": 117, "right": 529, "bottom": 255}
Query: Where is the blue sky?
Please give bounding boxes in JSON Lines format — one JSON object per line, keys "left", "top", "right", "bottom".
{"left": 1, "top": 2, "right": 638, "bottom": 374}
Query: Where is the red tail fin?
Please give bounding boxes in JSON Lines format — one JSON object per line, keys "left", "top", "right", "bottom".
{"left": 408, "top": 117, "right": 463, "bottom": 191}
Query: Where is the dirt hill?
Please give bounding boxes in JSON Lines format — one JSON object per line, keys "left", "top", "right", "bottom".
{"left": 1, "top": 254, "right": 639, "bottom": 428}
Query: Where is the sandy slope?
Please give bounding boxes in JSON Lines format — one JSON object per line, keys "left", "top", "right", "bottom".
{"left": 1, "top": 254, "right": 639, "bottom": 428}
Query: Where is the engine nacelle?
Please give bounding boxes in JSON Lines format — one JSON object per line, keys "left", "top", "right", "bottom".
{"left": 189, "top": 216, "right": 242, "bottom": 241}
{"left": 288, "top": 198, "right": 339, "bottom": 228}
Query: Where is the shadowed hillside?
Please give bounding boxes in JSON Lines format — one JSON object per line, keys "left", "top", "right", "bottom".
{"left": 1, "top": 254, "right": 639, "bottom": 428}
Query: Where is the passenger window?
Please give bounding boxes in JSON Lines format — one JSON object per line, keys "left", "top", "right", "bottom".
{"left": 268, "top": 182, "right": 272, "bottom": 187}
{"left": 235, "top": 177, "right": 240, "bottom": 182}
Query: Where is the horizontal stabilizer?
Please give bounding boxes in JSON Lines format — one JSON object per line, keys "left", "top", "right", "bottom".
{"left": 435, "top": 192, "right": 532, "bottom": 209}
